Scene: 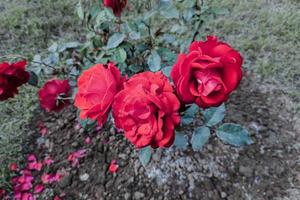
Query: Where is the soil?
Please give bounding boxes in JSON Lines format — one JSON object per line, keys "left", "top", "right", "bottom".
{"left": 24, "top": 73, "right": 300, "bottom": 200}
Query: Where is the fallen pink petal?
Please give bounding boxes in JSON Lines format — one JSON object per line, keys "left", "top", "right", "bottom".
{"left": 41, "top": 172, "right": 63, "bottom": 184}
{"left": 68, "top": 149, "right": 87, "bottom": 167}
{"left": 27, "top": 154, "right": 37, "bottom": 162}
{"left": 27, "top": 161, "right": 43, "bottom": 171}
{"left": 9, "top": 162, "right": 18, "bottom": 171}
{"left": 84, "top": 136, "right": 91, "bottom": 144}
{"left": 20, "top": 182, "right": 33, "bottom": 191}
{"left": 53, "top": 195, "right": 61, "bottom": 200}
{"left": 21, "top": 192, "right": 35, "bottom": 200}
{"left": 109, "top": 160, "right": 119, "bottom": 173}
{"left": 33, "top": 184, "right": 44, "bottom": 194}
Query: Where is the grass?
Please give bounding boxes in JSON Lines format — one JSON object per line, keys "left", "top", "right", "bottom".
{"left": 0, "top": 0, "right": 80, "bottom": 56}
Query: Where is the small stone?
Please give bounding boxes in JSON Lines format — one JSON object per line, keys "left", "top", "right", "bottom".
{"left": 79, "top": 173, "right": 89, "bottom": 181}
{"left": 239, "top": 166, "right": 253, "bottom": 177}
{"left": 188, "top": 174, "right": 195, "bottom": 189}
{"left": 221, "top": 192, "right": 227, "bottom": 198}
{"left": 124, "top": 193, "right": 131, "bottom": 200}
{"left": 134, "top": 192, "right": 145, "bottom": 199}
{"left": 79, "top": 128, "right": 84, "bottom": 134}
{"left": 71, "top": 141, "right": 79, "bottom": 147}
{"left": 119, "top": 153, "right": 128, "bottom": 160}
{"left": 59, "top": 174, "right": 73, "bottom": 188}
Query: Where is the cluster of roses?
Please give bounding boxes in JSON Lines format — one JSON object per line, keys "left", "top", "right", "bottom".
{"left": 35, "top": 36, "right": 242, "bottom": 149}
{"left": 0, "top": 36, "right": 243, "bottom": 149}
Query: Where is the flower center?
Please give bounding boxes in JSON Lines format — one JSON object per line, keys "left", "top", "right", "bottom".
{"left": 194, "top": 69, "right": 223, "bottom": 97}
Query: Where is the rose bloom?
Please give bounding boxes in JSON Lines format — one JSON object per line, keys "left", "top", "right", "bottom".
{"left": 75, "top": 63, "right": 124, "bottom": 126}
{"left": 171, "top": 36, "right": 243, "bottom": 108}
{"left": 0, "top": 60, "right": 29, "bottom": 101}
{"left": 112, "top": 71, "right": 180, "bottom": 148}
{"left": 103, "top": 0, "right": 127, "bottom": 17}
{"left": 38, "top": 79, "right": 70, "bottom": 112}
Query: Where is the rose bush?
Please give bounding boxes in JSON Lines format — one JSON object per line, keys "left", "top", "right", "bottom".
{"left": 171, "top": 36, "right": 243, "bottom": 108}
{"left": 103, "top": 0, "right": 127, "bottom": 17}
{"left": 112, "top": 71, "right": 181, "bottom": 148}
{"left": 75, "top": 62, "right": 125, "bottom": 126}
{"left": 0, "top": 60, "right": 29, "bottom": 101}
{"left": 38, "top": 79, "right": 71, "bottom": 112}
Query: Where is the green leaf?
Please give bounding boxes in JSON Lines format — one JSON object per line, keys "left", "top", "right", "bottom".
{"left": 106, "top": 33, "right": 126, "bottom": 49}
{"left": 129, "top": 31, "right": 141, "bottom": 40}
{"left": 160, "top": 5, "right": 179, "bottom": 19}
{"left": 30, "top": 54, "right": 42, "bottom": 75}
{"left": 28, "top": 71, "right": 38, "bottom": 86}
{"left": 112, "top": 48, "right": 127, "bottom": 63}
{"left": 183, "top": 8, "right": 195, "bottom": 21}
{"left": 181, "top": 104, "right": 198, "bottom": 125}
{"left": 96, "top": 9, "right": 115, "bottom": 24}
{"left": 147, "top": 50, "right": 161, "bottom": 72}
{"left": 90, "top": 6, "right": 100, "bottom": 19}
{"left": 128, "top": 64, "right": 143, "bottom": 73}
{"left": 143, "top": 9, "right": 158, "bottom": 20}
{"left": 203, "top": 103, "right": 226, "bottom": 127}
{"left": 76, "top": 0, "right": 84, "bottom": 20}
{"left": 191, "top": 126, "right": 210, "bottom": 151}
{"left": 173, "top": 131, "right": 188, "bottom": 150}
{"left": 48, "top": 43, "right": 58, "bottom": 53}
{"left": 138, "top": 146, "right": 152, "bottom": 167}
{"left": 44, "top": 53, "right": 59, "bottom": 66}
{"left": 58, "top": 42, "right": 81, "bottom": 52}
{"left": 79, "top": 118, "right": 97, "bottom": 132}
{"left": 162, "top": 66, "right": 172, "bottom": 77}
{"left": 216, "top": 123, "right": 253, "bottom": 147}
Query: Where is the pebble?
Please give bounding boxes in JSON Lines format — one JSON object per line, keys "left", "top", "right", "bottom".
{"left": 71, "top": 141, "right": 79, "bottom": 147}
{"left": 134, "top": 192, "right": 145, "bottom": 199}
{"left": 79, "top": 173, "right": 89, "bottom": 181}
{"left": 59, "top": 174, "right": 73, "bottom": 188}
{"left": 119, "top": 153, "right": 128, "bottom": 160}
{"left": 221, "top": 192, "right": 227, "bottom": 198}
{"left": 239, "top": 166, "right": 253, "bottom": 177}
{"left": 124, "top": 193, "right": 131, "bottom": 200}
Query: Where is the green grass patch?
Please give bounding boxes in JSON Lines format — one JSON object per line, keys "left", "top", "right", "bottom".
{"left": 0, "top": 0, "right": 80, "bottom": 56}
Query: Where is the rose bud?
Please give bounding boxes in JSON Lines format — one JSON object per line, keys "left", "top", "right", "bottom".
{"left": 112, "top": 71, "right": 180, "bottom": 148}
{"left": 171, "top": 36, "right": 243, "bottom": 108}
{"left": 38, "top": 79, "right": 71, "bottom": 112}
{"left": 75, "top": 62, "right": 125, "bottom": 127}
{"left": 0, "top": 60, "right": 29, "bottom": 101}
{"left": 103, "top": 0, "right": 127, "bottom": 17}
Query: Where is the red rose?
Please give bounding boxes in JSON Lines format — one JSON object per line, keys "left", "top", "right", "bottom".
{"left": 171, "top": 36, "right": 243, "bottom": 108}
{"left": 0, "top": 60, "right": 29, "bottom": 101}
{"left": 75, "top": 63, "right": 124, "bottom": 126}
{"left": 112, "top": 71, "right": 180, "bottom": 148}
{"left": 38, "top": 79, "right": 70, "bottom": 112}
{"left": 103, "top": 0, "right": 127, "bottom": 17}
